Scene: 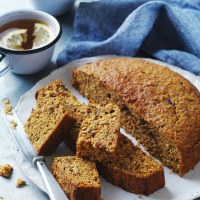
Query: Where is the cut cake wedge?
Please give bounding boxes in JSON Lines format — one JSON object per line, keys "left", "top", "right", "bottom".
{"left": 76, "top": 102, "right": 120, "bottom": 162}
{"left": 52, "top": 156, "right": 101, "bottom": 200}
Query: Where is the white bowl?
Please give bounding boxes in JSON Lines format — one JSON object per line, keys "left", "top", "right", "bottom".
{"left": 0, "top": 9, "right": 61, "bottom": 75}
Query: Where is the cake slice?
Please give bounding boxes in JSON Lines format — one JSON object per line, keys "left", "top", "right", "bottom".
{"left": 72, "top": 57, "right": 200, "bottom": 176}
{"left": 97, "top": 134, "right": 165, "bottom": 195}
{"left": 65, "top": 123, "right": 165, "bottom": 195}
{"left": 24, "top": 88, "right": 76, "bottom": 155}
{"left": 52, "top": 156, "right": 101, "bottom": 200}
{"left": 35, "top": 80, "right": 88, "bottom": 152}
{"left": 76, "top": 102, "right": 120, "bottom": 162}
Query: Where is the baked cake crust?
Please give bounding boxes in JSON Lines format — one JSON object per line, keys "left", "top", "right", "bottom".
{"left": 72, "top": 57, "right": 200, "bottom": 176}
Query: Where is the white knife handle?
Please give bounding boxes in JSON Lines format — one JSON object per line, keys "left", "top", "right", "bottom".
{"left": 33, "top": 157, "right": 68, "bottom": 200}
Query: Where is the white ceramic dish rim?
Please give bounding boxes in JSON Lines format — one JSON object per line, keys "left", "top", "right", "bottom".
{"left": 15, "top": 55, "right": 200, "bottom": 200}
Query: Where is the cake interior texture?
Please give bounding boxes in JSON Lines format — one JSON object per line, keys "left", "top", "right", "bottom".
{"left": 24, "top": 95, "right": 75, "bottom": 155}
{"left": 76, "top": 102, "right": 120, "bottom": 162}
{"left": 72, "top": 58, "right": 200, "bottom": 176}
{"left": 52, "top": 156, "right": 101, "bottom": 200}
{"left": 98, "top": 134, "right": 165, "bottom": 195}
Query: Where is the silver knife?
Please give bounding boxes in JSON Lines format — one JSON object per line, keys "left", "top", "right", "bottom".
{"left": 1, "top": 98, "right": 68, "bottom": 200}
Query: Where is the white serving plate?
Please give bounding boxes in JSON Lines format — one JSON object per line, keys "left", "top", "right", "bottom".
{"left": 16, "top": 56, "right": 200, "bottom": 200}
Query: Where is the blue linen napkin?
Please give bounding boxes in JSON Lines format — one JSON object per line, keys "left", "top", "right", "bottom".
{"left": 57, "top": 0, "right": 200, "bottom": 75}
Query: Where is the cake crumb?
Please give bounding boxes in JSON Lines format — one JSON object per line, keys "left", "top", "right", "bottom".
{"left": 3, "top": 98, "right": 13, "bottom": 115}
{"left": 16, "top": 179, "right": 26, "bottom": 187}
{"left": 10, "top": 120, "right": 17, "bottom": 129}
{"left": 0, "top": 196, "right": 4, "bottom": 199}
{"left": 4, "top": 105, "right": 13, "bottom": 115}
{"left": 3, "top": 98, "right": 10, "bottom": 106}
{"left": 7, "top": 111, "right": 13, "bottom": 116}
{"left": 0, "top": 164, "right": 13, "bottom": 178}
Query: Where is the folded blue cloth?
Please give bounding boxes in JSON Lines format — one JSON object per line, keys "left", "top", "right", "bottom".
{"left": 57, "top": 0, "right": 200, "bottom": 75}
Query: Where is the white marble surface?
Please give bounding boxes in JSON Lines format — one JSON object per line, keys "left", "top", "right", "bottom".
{"left": 0, "top": 1, "right": 73, "bottom": 199}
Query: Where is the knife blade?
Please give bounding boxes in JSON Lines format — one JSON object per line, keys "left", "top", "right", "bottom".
{"left": 1, "top": 98, "right": 68, "bottom": 200}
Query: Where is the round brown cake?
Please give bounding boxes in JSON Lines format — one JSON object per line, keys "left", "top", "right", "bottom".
{"left": 72, "top": 57, "right": 200, "bottom": 176}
